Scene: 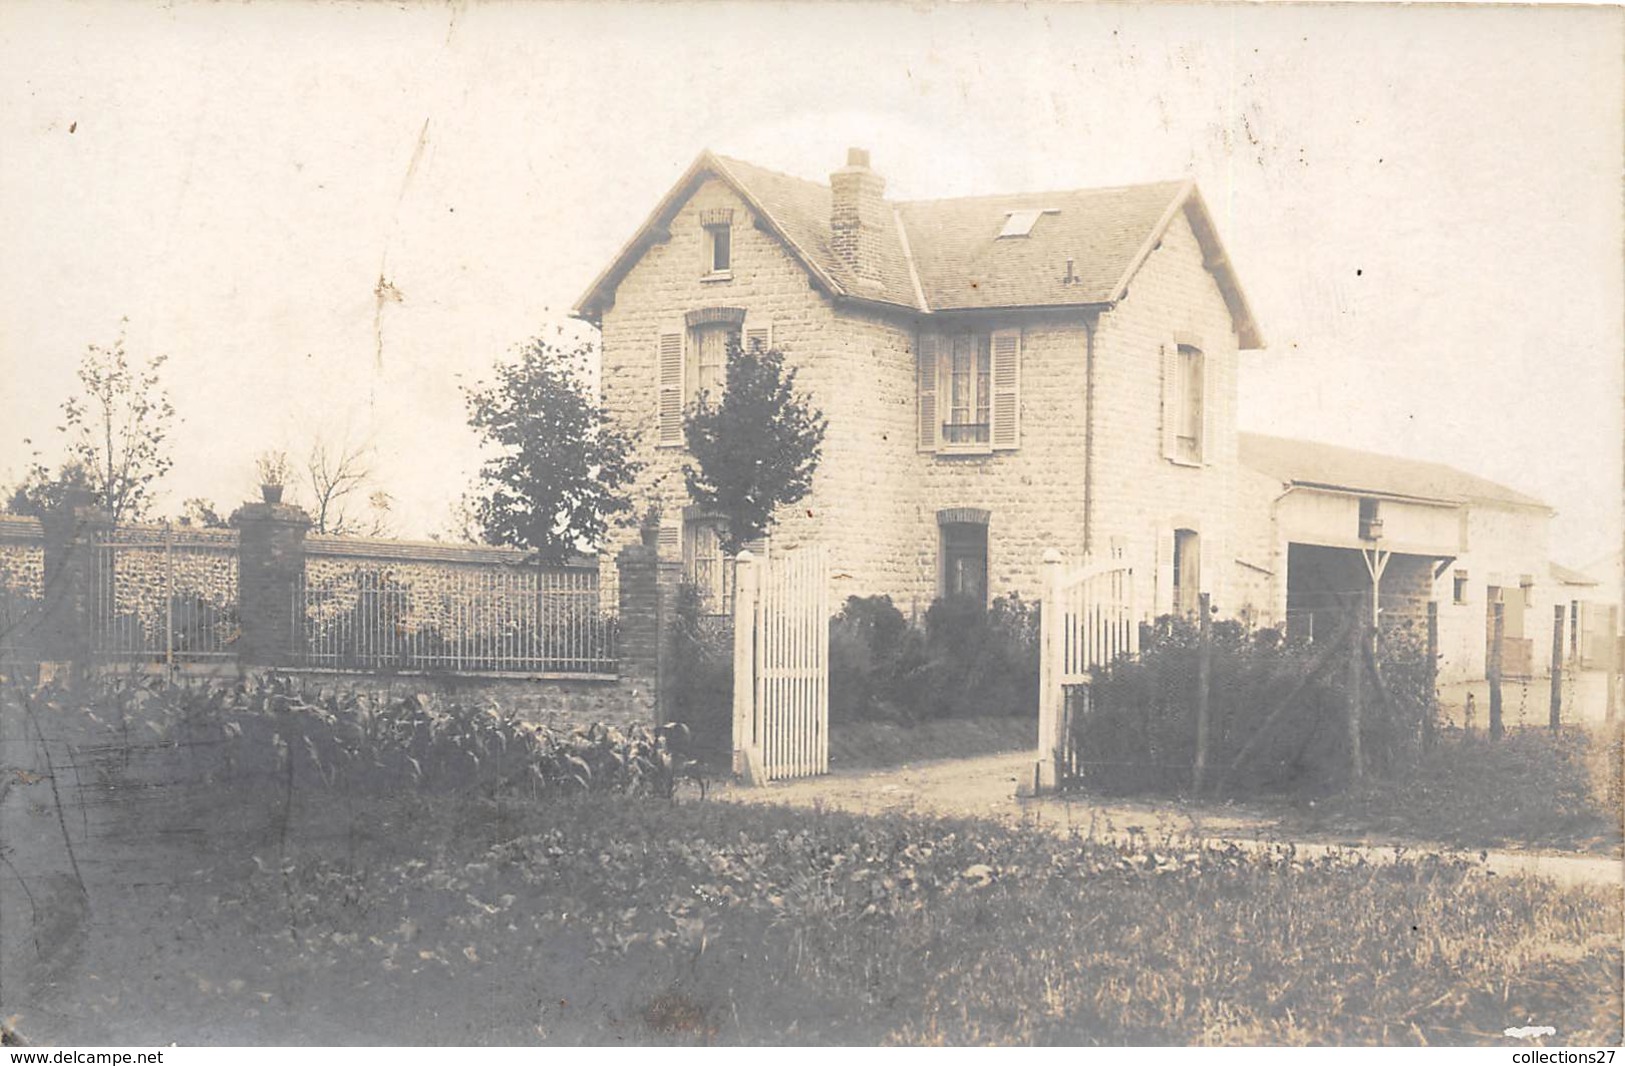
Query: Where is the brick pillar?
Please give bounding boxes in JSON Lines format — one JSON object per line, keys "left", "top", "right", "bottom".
{"left": 615, "top": 544, "right": 680, "bottom": 723}
{"left": 231, "top": 502, "right": 311, "bottom": 666}
{"left": 38, "top": 489, "right": 110, "bottom": 678}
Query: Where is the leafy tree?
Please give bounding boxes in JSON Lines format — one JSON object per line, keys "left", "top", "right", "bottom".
{"left": 465, "top": 334, "right": 641, "bottom": 563}
{"left": 4, "top": 458, "right": 93, "bottom": 517}
{"left": 56, "top": 329, "right": 175, "bottom": 524}
{"left": 684, "top": 341, "right": 826, "bottom": 553}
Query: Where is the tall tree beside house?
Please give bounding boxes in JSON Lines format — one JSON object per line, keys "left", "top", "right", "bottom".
{"left": 684, "top": 341, "right": 827, "bottom": 553}
{"left": 465, "top": 334, "right": 642, "bottom": 564}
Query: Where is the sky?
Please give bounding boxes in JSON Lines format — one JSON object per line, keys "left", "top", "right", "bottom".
{"left": 1, "top": 0, "right": 1620, "bottom": 566}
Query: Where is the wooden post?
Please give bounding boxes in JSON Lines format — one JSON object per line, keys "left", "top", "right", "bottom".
{"left": 731, "top": 550, "right": 760, "bottom": 784}
{"left": 1488, "top": 600, "right": 1505, "bottom": 740}
{"left": 1549, "top": 604, "right": 1564, "bottom": 733}
{"left": 1607, "top": 606, "right": 1619, "bottom": 724}
{"left": 1192, "top": 591, "right": 1212, "bottom": 796}
{"left": 1036, "top": 549, "right": 1064, "bottom": 792}
{"left": 1348, "top": 611, "right": 1365, "bottom": 786}
{"left": 1424, "top": 600, "right": 1439, "bottom": 752}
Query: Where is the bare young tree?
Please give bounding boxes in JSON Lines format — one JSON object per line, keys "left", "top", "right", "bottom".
{"left": 302, "top": 435, "right": 394, "bottom": 536}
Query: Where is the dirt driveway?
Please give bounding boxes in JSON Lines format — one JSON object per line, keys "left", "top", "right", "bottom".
{"left": 719, "top": 750, "right": 1624, "bottom": 889}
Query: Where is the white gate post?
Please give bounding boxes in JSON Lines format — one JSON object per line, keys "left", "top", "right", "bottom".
{"left": 1036, "top": 548, "right": 1064, "bottom": 792}
{"left": 731, "top": 550, "right": 763, "bottom": 785}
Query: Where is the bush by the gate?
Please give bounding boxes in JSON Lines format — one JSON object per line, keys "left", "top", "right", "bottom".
{"left": 829, "top": 593, "right": 1039, "bottom": 723}
{"left": 1070, "top": 616, "right": 1433, "bottom": 798}
{"left": 665, "top": 582, "right": 733, "bottom": 763}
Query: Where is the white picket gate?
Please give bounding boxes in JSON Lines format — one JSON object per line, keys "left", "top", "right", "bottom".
{"left": 731, "top": 545, "right": 830, "bottom": 783}
{"left": 1036, "top": 550, "right": 1138, "bottom": 791}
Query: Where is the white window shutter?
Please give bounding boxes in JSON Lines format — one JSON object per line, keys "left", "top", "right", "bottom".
{"left": 990, "top": 328, "right": 1021, "bottom": 450}
{"left": 744, "top": 319, "right": 773, "bottom": 354}
{"left": 1201, "top": 350, "right": 1217, "bottom": 465}
{"left": 1159, "top": 342, "right": 1179, "bottom": 461}
{"left": 658, "top": 524, "right": 680, "bottom": 558}
{"left": 1155, "top": 528, "right": 1176, "bottom": 617}
{"left": 917, "top": 333, "right": 939, "bottom": 453}
{"left": 657, "top": 324, "right": 685, "bottom": 447}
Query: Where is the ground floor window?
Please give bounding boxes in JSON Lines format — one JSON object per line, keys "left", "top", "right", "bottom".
{"left": 1172, "top": 528, "right": 1201, "bottom": 616}
{"left": 683, "top": 516, "right": 731, "bottom": 614}
{"left": 940, "top": 522, "right": 989, "bottom": 605}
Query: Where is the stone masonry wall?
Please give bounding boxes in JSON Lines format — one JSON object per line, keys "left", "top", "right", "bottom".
{"left": 1089, "top": 206, "right": 1242, "bottom": 620}
{"left": 598, "top": 176, "right": 848, "bottom": 597}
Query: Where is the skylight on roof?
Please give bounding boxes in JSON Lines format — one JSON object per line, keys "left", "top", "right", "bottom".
{"left": 999, "top": 208, "right": 1058, "bottom": 238}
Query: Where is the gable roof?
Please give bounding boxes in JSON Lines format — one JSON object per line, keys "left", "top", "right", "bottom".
{"left": 1239, "top": 433, "right": 1552, "bottom": 512}
{"left": 572, "top": 150, "right": 1263, "bottom": 347}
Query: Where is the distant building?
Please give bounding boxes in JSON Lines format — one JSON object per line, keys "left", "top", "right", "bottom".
{"left": 1236, "top": 433, "right": 1605, "bottom": 682}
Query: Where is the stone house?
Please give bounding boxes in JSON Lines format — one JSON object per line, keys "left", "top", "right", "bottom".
{"left": 1234, "top": 432, "right": 1590, "bottom": 682}
{"left": 573, "top": 148, "right": 1263, "bottom": 620}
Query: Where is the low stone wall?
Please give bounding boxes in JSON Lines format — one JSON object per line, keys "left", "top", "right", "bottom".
{"left": 275, "top": 668, "right": 655, "bottom": 731}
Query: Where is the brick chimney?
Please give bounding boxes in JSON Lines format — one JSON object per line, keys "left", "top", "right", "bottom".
{"left": 830, "top": 147, "right": 886, "bottom": 286}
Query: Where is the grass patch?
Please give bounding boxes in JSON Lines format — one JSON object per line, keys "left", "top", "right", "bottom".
{"left": 37, "top": 784, "right": 1624, "bottom": 1046}
{"left": 829, "top": 716, "right": 1033, "bottom": 771}
{"left": 1293, "top": 724, "right": 1624, "bottom": 854}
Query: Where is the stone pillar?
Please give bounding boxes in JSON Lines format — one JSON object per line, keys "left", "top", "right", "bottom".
{"left": 616, "top": 543, "right": 677, "bottom": 723}
{"left": 231, "top": 502, "right": 311, "bottom": 667}
{"left": 38, "top": 489, "right": 110, "bottom": 678}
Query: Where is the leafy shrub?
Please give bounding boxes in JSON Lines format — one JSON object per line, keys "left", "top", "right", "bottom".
{"left": 1072, "top": 615, "right": 1434, "bottom": 799}
{"left": 828, "top": 595, "right": 925, "bottom": 723}
{"left": 829, "top": 594, "right": 1039, "bottom": 723}
{"left": 666, "top": 582, "right": 732, "bottom": 762}
{"left": 27, "top": 673, "right": 682, "bottom": 801}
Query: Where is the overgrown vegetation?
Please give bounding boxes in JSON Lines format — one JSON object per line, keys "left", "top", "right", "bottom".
{"left": 36, "top": 673, "right": 685, "bottom": 800}
{"left": 665, "top": 582, "right": 733, "bottom": 765}
{"left": 4, "top": 681, "right": 1619, "bottom": 1046}
{"left": 1072, "top": 616, "right": 1434, "bottom": 799}
{"left": 829, "top": 594, "right": 1039, "bottom": 723}
{"left": 1299, "top": 723, "right": 1624, "bottom": 853}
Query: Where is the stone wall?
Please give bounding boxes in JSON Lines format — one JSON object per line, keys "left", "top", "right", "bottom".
{"left": 0, "top": 516, "right": 44, "bottom": 596}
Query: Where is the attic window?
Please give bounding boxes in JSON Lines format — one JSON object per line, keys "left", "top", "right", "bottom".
{"left": 998, "top": 208, "right": 1058, "bottom": 238}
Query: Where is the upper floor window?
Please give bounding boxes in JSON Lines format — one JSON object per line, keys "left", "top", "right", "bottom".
{"left": 689, "top": 323, "right": 736, "bottom": 405}
{"left": 1161, "top": 339, "right": 1209, "bottom": 466}
{"left": 700, "top": 208, "right": 733, "bottom": 278}
{"left": 655, "top": 308, "right": 766, "bottom": 448}
{"left": 1453, "top": 569, "right": 1469, "bottom": 605}
{"left": 917, "top": 328, "right": 1021, "bottom": 454}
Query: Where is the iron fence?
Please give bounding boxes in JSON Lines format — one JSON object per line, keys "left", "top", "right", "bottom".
{"left": 91, "top": 526, "right": 241, "bottom": 664}
{"left": 294, "top": 551, "right": 616, "bottom": 674}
